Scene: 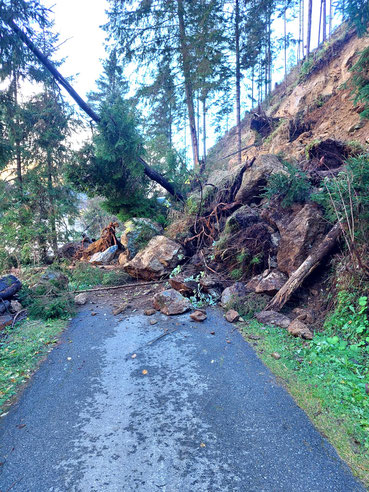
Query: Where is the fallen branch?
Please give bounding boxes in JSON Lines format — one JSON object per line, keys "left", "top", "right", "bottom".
{"left": 11, "top": 309, "right": 27, "bottom": 329}
{"left": 74, "top": 280, "right": 166, "bottom": 294}
{"left": 147, "top": 328, "right": 179, "bottom": 346}
{"left": 266, "top": 223, "right": 341, "bottom": 311}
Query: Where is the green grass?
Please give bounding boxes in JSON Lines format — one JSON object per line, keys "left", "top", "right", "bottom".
{"left": 0, "top": 318, "right": 67, "bottom": 409}
{"left": 239, "top": 319, "right": 369, "bottom": 486}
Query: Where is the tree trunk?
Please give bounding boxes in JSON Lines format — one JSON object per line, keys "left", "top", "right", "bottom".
{"left": 301, "top": 0, "right": 305, "bottom": 58}
{"left": 323, "top": 0, "right": 327, "bottom": 42}
{"left": 307, "top": 0, "right": 313, "bottom": 56}
{"left": 235, "top": 0, "right": 242, "bottom": 165}
{"left": 318, "top": 0, "right": 323, "bottom": 45}
{"left": 176, "top": 0, "right": 200, "bottom": 171}
{"left": 284, "top": 2, "right": 287, "bottom": 84}
{"left": 47, "top": 152, "right": 59, "bottom": 260}
{"left": 7, "top": 17, "right": 184, "bottom": 201}
{"left": 202, "top": 97, "right": 206, "bottom": 163}
{"left": 12, "top": 71, "right": 23, "bottom": 193}
{"left": 266, "top": 223, "right": 341, "bottom": 311}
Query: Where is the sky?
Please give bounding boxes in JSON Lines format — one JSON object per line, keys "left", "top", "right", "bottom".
{"left": 45, "top": 0, "right": 109, "bottom": 100}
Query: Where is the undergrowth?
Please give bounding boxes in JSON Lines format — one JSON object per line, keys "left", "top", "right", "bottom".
{"left": 264, "top": 160, "right": 311, "bottom": 207}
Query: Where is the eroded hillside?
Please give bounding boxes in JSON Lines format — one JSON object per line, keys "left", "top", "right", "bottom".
{"left": 207, "top": 27, "right": 369, "bottom": 172}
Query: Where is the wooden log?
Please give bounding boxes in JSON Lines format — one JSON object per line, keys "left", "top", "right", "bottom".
{"left": 266, "top": 223, "right": 341, "bottom": 312}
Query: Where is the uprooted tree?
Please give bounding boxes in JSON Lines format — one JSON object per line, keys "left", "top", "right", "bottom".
{"left": 4, "top": 14, "right": 184, "bottom": 204}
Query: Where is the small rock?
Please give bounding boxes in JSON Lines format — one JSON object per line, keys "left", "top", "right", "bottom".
{"left": 0, "top": 314, "right": 12, "bottom": 330}
{"left": 255, "top": 310, "right": 291, "bottom": 329}
{"left": 113, "top": 303, "right": 129, "bottom": 316}
{"left": 225, "top": 309, "right": 240, "bottom": 323}
{"left": 74, "top": 293, "right": 88, "bottom": 306}
{"left": 246, "top": 334, "right": 261, "bottom": 340}
{"left": 153, "top": 289, "right": 191, "bottom": 316}
{"left": 288, "top": 319, "right": 313, "bottom": 340}
{"left": 91, "top": 312, "right": 97, "bottom": 316}
{"left": 210, "top": 331, "right": 215, "bottom": 335}
{"left": 144, "top": 308, "right": 157, "bottom": 316}
{"left": 190, "top": 310, "right": 207, "bottom": 322}
{"left": 292, "top": 307, "right": 314, "bottom": 324}
{"left": 271, "top": 352, "right": 281, "bottom": 360}
{"left": 150, "top": 319, "right": 158, "bottom": 325}
{"left": 10, "top": 300, "right": 23, "bottom": 313}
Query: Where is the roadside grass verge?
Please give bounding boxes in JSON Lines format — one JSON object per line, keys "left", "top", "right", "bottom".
{"left": 0, "top": 318, "right": 67, "bottom": 410}
{"left": 240, "top": 319, "right": 369, "bottom": 487}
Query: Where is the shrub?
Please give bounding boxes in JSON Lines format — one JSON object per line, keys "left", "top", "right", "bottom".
{"left": 351, "top": 46, "right": 369, "bottom": 119}
{"left": 264, "top": 160, "right": 311, "bottom": 207}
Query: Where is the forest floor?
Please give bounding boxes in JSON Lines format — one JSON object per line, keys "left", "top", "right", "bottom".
{"left": 0, "top": 291, "right": 365, "bottom": 491}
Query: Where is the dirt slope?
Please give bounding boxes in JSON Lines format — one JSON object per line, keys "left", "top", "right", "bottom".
{"left": 207, "top": 27, "right": 369, "bottom": 173}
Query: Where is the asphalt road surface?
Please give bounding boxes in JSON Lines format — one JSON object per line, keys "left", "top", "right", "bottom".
{"left": 0, "top": 307, "right": 365, "bottom": 491}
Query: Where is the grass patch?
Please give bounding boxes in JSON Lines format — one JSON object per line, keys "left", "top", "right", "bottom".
{"left": 239, "top": 319, "right": 369, "bottom": 486}
{"left": 67, "top": 263, "right": 130, "bottom": 291}
{"left": 0, "top": 318, "right": 67, "bottom": 409}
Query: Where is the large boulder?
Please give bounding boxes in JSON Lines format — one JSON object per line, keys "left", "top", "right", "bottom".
{"left": 0, "top": 275, "right": 21, "bottom": 301}
{"left": 121, "top": 218, "right": 163, "bottom": 260}
{"left": 235, "top": 155, "right": 285, "bottom": 204}
{"left": 225, "top": 205, "right": 259, "bottom": 233}
{"left": 276, "top": 203, "right": 326, "bottom": 275}
{"left": 153, "top": 289, "right": 191, "bottom": 315}
{"left": 89, "top": 245, "right": 118, "bottom": 265}
{"left": 246, "top": 269, "right": 287, "bottom": 295}
{"left": 124, "top": 236, "right": 185, "bottom": 280}
{"left": 221, "top": 282, "right": 247, "bottom": 307}
{"left": 255, "top": 310, "right": 291, "bottom": 329}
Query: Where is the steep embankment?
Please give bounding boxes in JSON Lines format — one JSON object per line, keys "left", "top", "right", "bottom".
{"left": 207, "top": 27, "right": 369, "bottom": 172}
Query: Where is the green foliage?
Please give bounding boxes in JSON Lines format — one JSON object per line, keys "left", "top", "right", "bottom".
{"left": 351, "top": 46, "right": 369, "bottom": 119}
{"left": 66, "top": 263, "right": 130, "bottom": 291}
{"left": 264, "top": 160, "right": 311, "bottom": 207}
{"left": 0, "top": 317, "right": 67, "bottom": 408}
{"left": 230, "top": 268, "right": 243, "bottom": 280}
{"left": 18, "top": 270, "right": 74, "bottom": 320}
{"left": 312, "top": 154, "right": 369, "bottom": 242}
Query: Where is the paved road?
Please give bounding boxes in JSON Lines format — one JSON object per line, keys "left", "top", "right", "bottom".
{"left": 0, "top": 307, "right": 365, "bottom": 491}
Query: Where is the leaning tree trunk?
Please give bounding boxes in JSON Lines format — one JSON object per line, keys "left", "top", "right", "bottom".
{"left": 266, "top": 223, "right": 341, "bottom": 311}
{"left": 6, "top": 17, "right": 184, "bottom": 201}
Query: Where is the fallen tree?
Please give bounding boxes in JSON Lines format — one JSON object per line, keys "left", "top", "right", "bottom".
{"left": 6, "top": 17, "right": 184, "bottom": 202}
{"left": 266, "top": 222, "right": 341, "bottom": 311}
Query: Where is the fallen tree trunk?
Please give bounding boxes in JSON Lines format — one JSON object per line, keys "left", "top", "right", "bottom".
{"left": 6, "top": 18, "right": 183, "bottom": 202}
{"left": 266, "top": 223, "right": 341, "bottom": 312}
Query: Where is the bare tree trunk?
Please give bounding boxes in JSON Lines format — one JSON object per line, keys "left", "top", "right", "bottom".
{"left": 47, "top": 152, "right": 59, "bottom": 260}
{"left": 202, "top": 97, "right": 206, "bottom": 163}
{"left": 329, "top": 0, "right": 332, "bottom": 37}
{"left": 307, "top": 0, "right": 313, "bottom": 56}
{"left": 266, "top": 223, "right": 341, "bottom": 311}
{"left": 318, "top": 0, "right": 323, "bottom": 45}
{"left": 302, "top": 0, "right": 305, "bottom": 58}
{"left": 284, "top": 1, "right": 287, "bottom": 84}
{"left": 177, "top": 0, "right": 200, "bottom": 171}
{"left": 12, "top": 71, "right": 23, "bottom": 193}
{"left": 235, "top": 0, "right": 242, "bottom": 165}
{"left": 323, "top": 0, "right": 327, "bottom": 42}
